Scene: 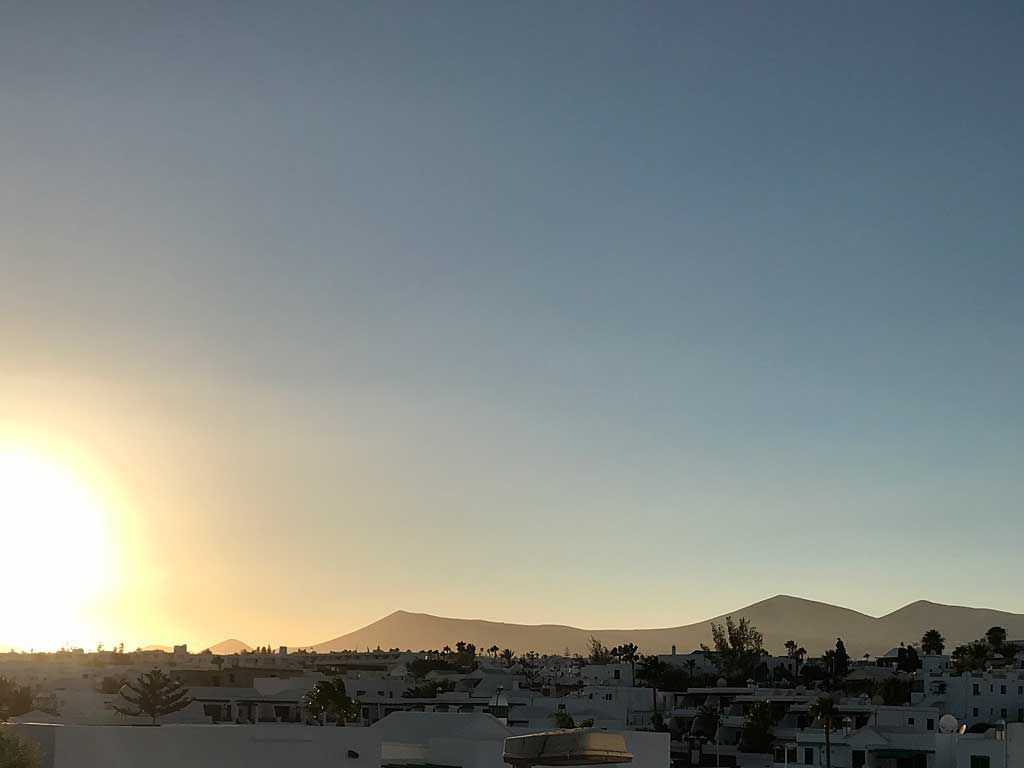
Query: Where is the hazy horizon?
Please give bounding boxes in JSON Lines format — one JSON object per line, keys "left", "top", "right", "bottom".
{"left": 3, "top": 1, "right": 1024, "bottom": 652}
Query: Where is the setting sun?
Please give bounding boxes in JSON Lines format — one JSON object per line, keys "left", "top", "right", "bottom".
{"left": 0, "top": 449, "right": 111, "bottom": 650}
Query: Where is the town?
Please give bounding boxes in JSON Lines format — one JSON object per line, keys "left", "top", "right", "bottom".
{"left": 1, "top": 618, "right": 1020, "bottom": 768}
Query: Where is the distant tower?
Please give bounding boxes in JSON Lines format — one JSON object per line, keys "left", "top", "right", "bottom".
{"left": 671, "top": 645, "right": 677, "bottom": 656}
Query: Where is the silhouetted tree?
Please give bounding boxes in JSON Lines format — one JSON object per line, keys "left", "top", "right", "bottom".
{"left": 809, "top": 694, "right": 838, "bottom": 768}
{"left": 898, "top": 645, "right": 921, "bottom": 673}
{"left": 921, "top": 629, "right": 945, "bottom": 655}
{"left": 404, "top": 680, "right": 455, "bottom": 698}
{"left": 304, "top": 679, "right": 359, "bottom": 725}
{"left": 740, "top": 702, "right": 777, "bottom": 753}
{"left": 501, "top": 648, "right": 515, "bottom": 667}
{"left": 701, "top": 616, "right": 764, "bottom": 683}
{"left": 986, "top": 627, "right": 1008, "bottom": 654}
{"left": 951, "top": 640, "right": 989, "bottom": 673}
{"left": 114, "top": 669, "right": 192, "bottom": 725}
{"left": 588, "top": 636, "right": 613, "bottom": 665}
{"left": 832, "top": 639, "right": 850, "bottom": 680}
{"left": 616, "top": 643, "right": 640, "bottom": 680}
{"left": 488, "top": 645, "right": 500, "bottom": 659}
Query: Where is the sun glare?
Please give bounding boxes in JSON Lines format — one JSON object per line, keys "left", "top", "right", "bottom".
{"left": 1, "top": 449, "right": 111, "bottom": 651}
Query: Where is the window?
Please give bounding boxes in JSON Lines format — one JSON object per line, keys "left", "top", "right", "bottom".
{"left": 973, "top": 684, "right": 981, "bottom": 695}
{"left": 1018, "top": 709, "right": 1023, "bottom": 722}
{"left": 927, "top": 719, "right": 935, "bottom": 731}
{"left": 604, "top": 693, "right": 613, "bottom": 701}
{"left": 614, "top": 669, "right": 621, "bottom": 680}
{"left": 973, "top": 708, "right": 980, "bottom": 717}
{"left": 1002, "top": 685, "right": 1007, "bottom": 695}
{"left": 805, "top": 748, "right": 814, "bottom": 766}
{"left": 971, "top": 757, "right": 991, "bottom": 768}
{"left": 853, "top": 751, "right": 866, "bottom": 768}
{"left": 1019, "top": 687, "right": 1023, "bottom": 695}
{"left": 908, "top": 717, "right": 915, "bottom": 726}
{"left": 1001, "top": 709, "right": 1007, "bottom": 719}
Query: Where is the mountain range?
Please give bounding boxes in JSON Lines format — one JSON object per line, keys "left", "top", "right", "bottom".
{"left": 307, "top": 595, "right": 1024, "bottom": 657}
{"left": 7, "top": 596, "right": 1024, "bottom": 657}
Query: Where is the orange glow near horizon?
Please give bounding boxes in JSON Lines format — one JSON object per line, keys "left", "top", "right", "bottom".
{"left": 0, "top": 446, "right": 116, "bottom": 651}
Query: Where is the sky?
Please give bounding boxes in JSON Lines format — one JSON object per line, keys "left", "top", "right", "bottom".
{"left": 1, "top": 1, "right": 1023, "bottom": 652}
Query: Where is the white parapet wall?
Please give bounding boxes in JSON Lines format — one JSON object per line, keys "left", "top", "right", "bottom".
{"left": 5, "top": 723, "right": 383, "bottom": 768}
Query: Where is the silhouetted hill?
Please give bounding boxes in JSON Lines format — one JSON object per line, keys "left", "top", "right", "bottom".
{"left": 312, "top": 596, "right": 1024, "bottom": 656}
{"left": 205, "top": 639, "right": 252, "bottom": 654}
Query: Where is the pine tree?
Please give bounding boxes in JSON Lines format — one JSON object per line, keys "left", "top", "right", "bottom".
{"left": 114, "top": 669, "right": 192, "bottom": 725}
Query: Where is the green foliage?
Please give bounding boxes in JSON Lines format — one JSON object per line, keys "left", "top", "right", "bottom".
{"left": 0, "top": 730, "right": 41, "bottom": 768}
{"left": 403, "top": 679, "right": 456, "bottom": 698}
{"left": 0, "top": 677, "right": 34, "bottom": 719}
{"left": 588, "top": 636, "right": 613, "bottom": 665}
{"left": 921, "top": 629, "right": 945, "bottom": 655}
{"left": 876, "top": 677, "right": 913, "bottom": 705}
{"left": 114, "top": 669, "right": 192, "bottom": 725}
{"left": 740, "top": 702, "right": 777, "bottom": 753}
{"left": 453, "top": 641, "right": 477, "bottom": 668}
{"left": 408, "top": 658, "right": 456, "bottom": 679}
{"left": 552, "top": 710, "right": 576, "bottom": 729}
{"left": 952, "top": 640, "right": 990, "bottom": 673}
{"left": 897, "top": 645, "right": 921, "bottom": 673}
{"left": 986, "top": 627, "right": 1007, "bottom": 653}
{"left": 303, "top": 679, "right": 359, "bottom": 725}
{"left": 701, "top": 616, "right": 764, "bottom": 683}
{"left": 500, "top": 648, "right": 515, "bottom": 667}
{"left": 637, "top": 655, "right": 714, "bottom": 691}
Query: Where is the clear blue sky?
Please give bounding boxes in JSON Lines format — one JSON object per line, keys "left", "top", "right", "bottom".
{"left": 2, "top": 1, "right": 1023, "bottom": 647}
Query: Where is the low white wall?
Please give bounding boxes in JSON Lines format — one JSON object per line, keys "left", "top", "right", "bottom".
{"left": 9, "top": 723, "right": 382, "bottom": 768}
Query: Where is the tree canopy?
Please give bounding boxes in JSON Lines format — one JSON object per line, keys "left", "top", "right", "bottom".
{"left": 304, "top": 679, "right": 359, "bottom": 725}
{"left": 739, "top": 702, "right": 777, "bottom": 753}
{"left": 114, "top": 669, "right": 192, "bottom": 725}
{"left": 920, "top": 629, "right": 945, "bottom": 655}
{"left": 587, "top": 636, "right": 613, "bottom": 665}
{"left": 0, "top": 676, "right": 34, "bottom": 720}
{"left": 702, "top": 616, "right": 764, "bottom": 683}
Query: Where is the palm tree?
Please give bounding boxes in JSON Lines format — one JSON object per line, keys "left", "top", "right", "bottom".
{"left": 617, "top": 643, "right": 640, "bottom": 681}
{"left": 921, "top": 629, "right": 945, "bottom": 656}
{"left": 442, "top": 645, "right": 452, "bottom": 659}
{"left": 809, "top": 694, "right": 838, "bottom": 768}
{"left": 501, "top": 648, "right": 515, "bottom": 667}
{"left": 488, "top": 645, "right": 500, "bottom": 659}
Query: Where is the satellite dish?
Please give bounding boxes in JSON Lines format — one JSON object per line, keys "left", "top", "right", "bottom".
{"left": 939, "top": 715, "right": 959, "bottom": 734}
